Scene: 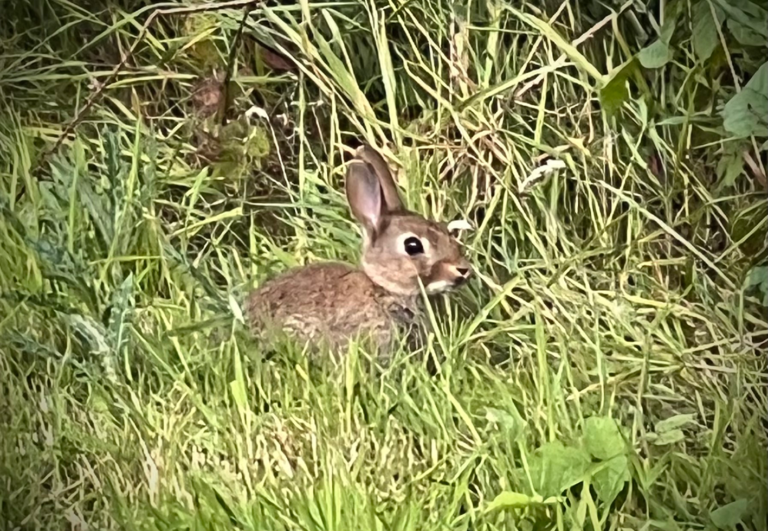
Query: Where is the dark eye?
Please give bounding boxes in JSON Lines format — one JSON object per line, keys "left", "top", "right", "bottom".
{"left": 404, "top": 236, "right": 424, "bottom": 256}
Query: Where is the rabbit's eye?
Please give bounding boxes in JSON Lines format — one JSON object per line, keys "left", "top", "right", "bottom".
{"left": 404, "top": 237, "right": 424, "bottom": 256}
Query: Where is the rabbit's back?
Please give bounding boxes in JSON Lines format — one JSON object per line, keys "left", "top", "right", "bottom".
{"left": 246, "top": 262, "right": 415, "bottom": 351}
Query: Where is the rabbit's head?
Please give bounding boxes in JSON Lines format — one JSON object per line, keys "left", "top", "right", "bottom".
{"left": 346, "top": 145, "right": 472, "bottom": 297}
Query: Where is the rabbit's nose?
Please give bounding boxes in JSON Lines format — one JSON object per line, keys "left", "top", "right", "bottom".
{"left": 451, "top": 264, "right": 472, "bottom": 286}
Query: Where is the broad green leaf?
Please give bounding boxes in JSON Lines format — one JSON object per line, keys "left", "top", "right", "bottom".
{"left": 655, "top": 413, "right": 696, "bottom": 433}
{"left": 728, "top": 17, "right": 766, "bottom": 46}
{"left": 692, "top": 1, "right": 725, "bottom": 61}
{"left": 528, "top": 441, "right": 591, "bottom": 497}
{"left": 745, "top": 265, "right": 768, "bottom": 289}
{"left": 638, "top": 39, "right": 674, "bottom": 69}
{"left": 745, "top": 266, "right": 768, "bottom": 306}
{"left": 592, "top": 455, "right": 630, "bottom": 505}
{"left": 713, "top": 0, "right": 768, "bottom": 43}
{"left": 729, "top": 0, "right": 768, "bottom": 21}
{"left": 600, "top": 59, "right": 636, "bottom": 117}
{"left": 722, "top": 62, "right": 768, "bottom": 137}
{"left": 651, "top": 429, "right": 685, "bottom": 445}
{"left": 584, "top": 416, "right": 625, "bottom": 460}
{"left": 660, "top": 15, "right": 678, "bottom": 43}
{"left": 711, "top": 499, "right": 749, "bottom": 529}
{"left": 638, "top": 12, "right": 677, "bottom": 69}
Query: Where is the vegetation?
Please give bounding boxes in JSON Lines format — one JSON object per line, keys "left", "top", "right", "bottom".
{"left": 1, "top": 0, "right": 766, "bottom": 529}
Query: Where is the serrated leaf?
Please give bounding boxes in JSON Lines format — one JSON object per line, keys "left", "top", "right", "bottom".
{"left": 592, "top": 455, "right": 630, "bottom": 505}
{"left": 584, "top": 416, "right": 625, "bottom": 460}
{"left": 711, "top": 499, "right": 749, "bottom": 529}
{"left": 692, "top": 1, "right": 725, "bottom": 61}
{"left": 107, "top": 273, "right": 135, "bottom": 355}
{"left": 722, "top": 62, "right": 768, "bottom": 137}
{"left": 65, "top": 314, "right": 110, "bottom": 354}
{"left": 49, "top": 155, "right": 113, "bottom": 248}
{"left": 528, "top": 441, "right": 591, "bottom": 497}
{"left": 103, "top": 126, "right": 125, "bottom": 192}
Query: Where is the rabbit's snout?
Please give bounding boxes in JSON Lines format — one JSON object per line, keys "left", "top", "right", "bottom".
{"left": 454, "top": 268, "right": 471, "bottom": 283}
{"left": 450, "top": 261, "right": 473, "bottom": 285}
{"left": 426, "top": 259, "right": 472, "bottom": 294}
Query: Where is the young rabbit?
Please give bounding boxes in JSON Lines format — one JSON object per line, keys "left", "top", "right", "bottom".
{"left": 245, "top": 144, "right": 472, "bottom": 354}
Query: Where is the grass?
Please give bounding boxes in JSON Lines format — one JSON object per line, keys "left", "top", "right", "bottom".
{"left": 1, "top": 0, "right": 767, "bottom": 529}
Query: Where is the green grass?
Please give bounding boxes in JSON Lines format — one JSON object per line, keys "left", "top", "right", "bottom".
{"left": 1, "top": 0, "right": 767, "bottom": 529}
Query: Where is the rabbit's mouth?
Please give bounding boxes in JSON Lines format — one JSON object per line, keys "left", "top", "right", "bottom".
{"left": 426, "top": 277, "right": 467, "bottom": 294}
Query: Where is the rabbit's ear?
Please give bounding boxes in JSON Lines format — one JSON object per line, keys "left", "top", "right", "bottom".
{"left": 346, "top": 160, "right": 383, "bottom": 241}
{"left": 354, "top": 145, "right": 404, "bottom": 212}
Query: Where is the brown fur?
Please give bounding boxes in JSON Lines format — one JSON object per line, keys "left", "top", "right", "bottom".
{"left": 246, "top": 262, "right": 418, "bottom": 352}
{"left": 245, "top": 144, "right": 471, "bottom": 355}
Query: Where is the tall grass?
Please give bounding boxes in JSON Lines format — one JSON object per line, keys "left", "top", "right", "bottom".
{"left": 1, "top": 0, "right": 766, "bottom": 529}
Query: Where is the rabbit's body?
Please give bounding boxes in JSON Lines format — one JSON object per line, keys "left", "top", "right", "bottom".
{"left": 246, "top": 262, "right": 419, "bottom": 352}
{"left": 246, "top": 144, "right": 471, "bottom": 354}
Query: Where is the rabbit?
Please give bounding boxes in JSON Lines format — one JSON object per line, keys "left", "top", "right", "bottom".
{"left": 245, "top": 144, "right": 472, "bottom": 355}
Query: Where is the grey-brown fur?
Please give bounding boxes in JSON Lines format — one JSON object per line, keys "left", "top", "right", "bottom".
{"left": 246, "top": 144, "right": 471, "bottom": 354}
{"left": 246, "top": 262, "right": 418, "bottom": 352}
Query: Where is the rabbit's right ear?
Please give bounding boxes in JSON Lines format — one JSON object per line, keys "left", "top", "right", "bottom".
{"left": 346, "top": 160, "right": 383, "bottom": 241}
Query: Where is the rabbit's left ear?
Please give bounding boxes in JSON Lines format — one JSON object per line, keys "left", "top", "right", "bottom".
{"left": 354, "top": 145, "right": 404, "bottom": 213}
{"left": 346, "top": 160, "right": 384, "bottom": 242}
